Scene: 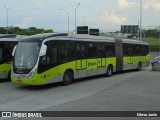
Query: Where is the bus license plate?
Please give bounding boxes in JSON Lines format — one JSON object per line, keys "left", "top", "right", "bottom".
{"left": 17, "top": 80, "right": 22, "bottom": 84}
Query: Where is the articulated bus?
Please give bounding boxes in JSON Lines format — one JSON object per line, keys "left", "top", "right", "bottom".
{"left": 0, "top": 36, "right": 19, "bottom": 80}
{"left": 11, "top": 33, "right": 150, "bottom": 85}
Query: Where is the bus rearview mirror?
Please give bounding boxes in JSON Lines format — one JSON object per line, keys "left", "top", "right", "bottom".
{"left": 39, "top": 44, "right": 47, "bottom": 56}
{"left": 12, "top": 45, "right": 17, "bottom": 56}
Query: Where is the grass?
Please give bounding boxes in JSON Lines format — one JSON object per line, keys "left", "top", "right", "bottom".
{"left": 142, "top": 38, "right": 160, "bottom": 51}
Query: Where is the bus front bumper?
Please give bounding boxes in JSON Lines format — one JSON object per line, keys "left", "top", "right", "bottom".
{"left": 11, "top": 75, "right": 46, "bottom": 86}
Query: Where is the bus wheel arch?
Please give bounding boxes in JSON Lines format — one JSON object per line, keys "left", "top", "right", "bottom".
{"left": 62, "top": 69, "right": 74, "bottom": 86}
{"left": 106, "top": 64, "right": 113, "bottom": 77}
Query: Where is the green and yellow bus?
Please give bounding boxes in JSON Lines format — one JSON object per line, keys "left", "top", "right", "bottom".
{"left": 11, "top": 33, "right": 150, "bottom": 85}
{"left": 0, "top": 36, "right": 19, "bottom": 80}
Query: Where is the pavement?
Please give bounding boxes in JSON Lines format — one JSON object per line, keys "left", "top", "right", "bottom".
{"left": 2, "top": 66, "right": 159, "bottom": 120}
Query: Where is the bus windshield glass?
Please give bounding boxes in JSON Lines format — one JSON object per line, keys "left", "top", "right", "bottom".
{"left": 14, "top": 42, "right": 40, "bottom": 71}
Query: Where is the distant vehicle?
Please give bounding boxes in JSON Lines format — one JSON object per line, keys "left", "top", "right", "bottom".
{"left": 0, "top": 35, "right": 26, "bottom": 80}
{"left": 11, "top": 33, "right": 150, "bottom": 86}
{"left": 151, "top": 56, "right": 160, "bottom": 71}
{"left": 0, "top": 38, "right": 19, "bottom": 80}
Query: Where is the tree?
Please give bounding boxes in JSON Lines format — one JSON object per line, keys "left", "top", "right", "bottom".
{"left": 0, "top": 27, "right": 54, "bottom": 35}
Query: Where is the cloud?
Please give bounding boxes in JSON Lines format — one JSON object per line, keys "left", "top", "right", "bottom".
{"left": 15, "top": 17, "right": 35, "bottom": 28}
{"left": 34, "top": 0, "right": 44, "bottom": 7}
{"left": 143, "top": 0, "right": 160, "bottom": 11}
{"left": 118, "top": 0, "right": 160, "bottom": 11}
{"left": 22, "top": 17, "right": 35, "bottom": 24}
{"left": 118, "top": 0, "right": 139, "bottom": 9}
{"left": 70, "top": 0, "right": 85, "bottom": 4}
{"left": 95, "top": 11, "right": 127, "bottom": 25}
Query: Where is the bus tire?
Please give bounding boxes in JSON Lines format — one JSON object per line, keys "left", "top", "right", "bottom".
{"left": 137, "top": 62, "right": 142, "bottom": 71}
{"left": 106, "top": 65, "right": 113, "bottom": 77}
{"left": 62, "top": 70, "right": 73, "bottom": 86}
{"left": 7, "top": 70, "right": 11, "bottom": 81}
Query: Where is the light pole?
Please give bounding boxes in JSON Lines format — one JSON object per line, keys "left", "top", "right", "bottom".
{"left": 83, "top": 16, "right": 86, "bottom": 26}
{"left": 75, "top": 3, "right": 80, "bottom": 33}
{"left": 140, "top": 0, "right": 142, "bottom": 41}
{"left": 4, "top": 6, "right": 9, "bottom": 34}
{"left": 60, "top": 8, "right": 70, "bottom": 34}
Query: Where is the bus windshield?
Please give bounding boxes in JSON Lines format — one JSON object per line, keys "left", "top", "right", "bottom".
{"left": 14, "top": 42, "right": 40, "bottom": 73}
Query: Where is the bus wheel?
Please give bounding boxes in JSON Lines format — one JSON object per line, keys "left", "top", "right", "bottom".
{"left": 62, "top": 71, "right": 73, "bottom": 86}
{"left": 106, "top": 65, "right": 113, "bottom": 77}
{"left": 137, "top": 62, "right": 142, "bottom": 71}
{"left": 7, "top": 70, "right": 11, "bottom": 81}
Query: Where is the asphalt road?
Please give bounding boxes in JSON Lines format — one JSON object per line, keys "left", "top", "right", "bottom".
{"left": 0, "top": 65, "right": 160, "bottom": 120}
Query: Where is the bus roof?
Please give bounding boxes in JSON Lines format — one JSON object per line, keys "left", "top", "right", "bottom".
{"left": 0, "top": 35, "right": 28, "bottom": 42}
{"left": 18, "top": 33, "right": 149, "bottom": 46}
{"left": 46, "top": 34, "right": 149, "bottom": 45}
{"left": 122, "top": 38, "right": 149, "bottom": 45}
{"left": 20, "top": 33, "right": 68, "bottom": 42}
{"left": 44, "top": 34, "right": 115, "bottom": 43}
{"left": 0, "top": 34, "right": 16, "bottom": 38}
{"left": 0, "top": 37, "right": 20, "bottom": 42}
{"left": 69, "top": 34, "right": 115, "bottom": 42}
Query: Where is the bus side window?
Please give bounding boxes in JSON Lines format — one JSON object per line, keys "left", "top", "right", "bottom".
{"left": 38, "top": 41, "right": 58, "bottom": 73}
{"left": 67, "top": 42, "right": 75, "bottom": 60}
{"left": 123, "top": 44, "right": 128, "bottom": 56}
{"left": 96, "top": 44, "right": 105, "bottom": 58}
{"left": 81, "top": 44, "right": 86, "bottom": 59}
{"left": 76, "top": 44, "right": 80, "bottom": 59}
{"left": 5, "top": 42, "right": 16, "bottom": 62}
{"left": 49, "top": 47, "right": 58, "bottom": 65}
{"left": 0, "top": 48, "right": 3, "bottom": 62}
{"left": 97, "top": 45, "right": 101, "bottom": 58}
{"left": 75, "top": 43, "right": 86, "bottom": 59}
{"left": 146, "top": 45, "right": 149, "bottom": 55}
{"left": 40, "top": 56, "right": 50, "bottom": 65}
{"left": 60, "top": 42, "right": 75, "bottom": 62}
{"left": 87, "top": 43, "right": 96, "bottom": 58}
{"left": 101, "top": 45, "right": 105, "bottom": 58}
{"left": 106, "top": 44, "right": 115, "bottom": 57}
{"left": 128, "top": 45, "right": 133, "bottom": 56}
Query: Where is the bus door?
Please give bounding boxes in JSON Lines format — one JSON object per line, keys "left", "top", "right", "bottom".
{"left": 97, "top": 45, "right": 106, "bottom": 68}
{"left": 127, "top": 45, "right": 133, "bottom": 64}
{"left": 76, "top": 44, "right": 87, "bottom": 70}
{"left": 115, "top": 39, "right": 123, "bottom": 71}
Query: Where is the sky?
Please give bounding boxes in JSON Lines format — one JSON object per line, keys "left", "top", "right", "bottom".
{"left": 0, "top": 0, "right": 160, "bottom": 32}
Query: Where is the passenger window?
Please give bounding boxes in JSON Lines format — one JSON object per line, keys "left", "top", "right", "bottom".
{"left": 59, "top": 42, "right": 75, "bottom": 63}
{"left": 88, "top": 43, "right": 96, "bottom": 58}
{"left": 128, "top": 46, "right": 133, "bottom": 56}
{"left": 40, "top": 56, "right": 51, "bottom": 65}
{"left": 97, "top": 44, "right": 106, "bottom": 58}
{"left": 0, "top": 48, "right": 3, "bottom": 62}
{"left": 75, "top": 44, "right": 86, "bottom": 59}
{"left": 38, "top": 41, "right": 58, "bottom": 73}
{"left": 76, "top": 44, "right": 81, "bottom": 59}
{"left": 106, "top": 45, "right": 115, "bottom": 57}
